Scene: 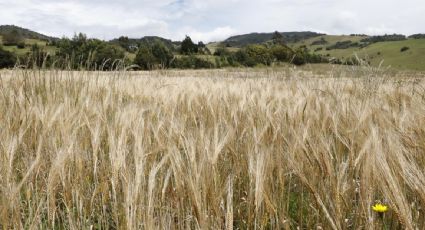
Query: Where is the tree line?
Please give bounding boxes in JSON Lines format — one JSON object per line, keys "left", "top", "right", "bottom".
{"left": 1, "top": 31, "right": 329, "bottom": 70}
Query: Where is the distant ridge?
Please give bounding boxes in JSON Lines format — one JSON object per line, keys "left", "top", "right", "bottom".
{"left": 0, "top": 25, "right": 58, "bottom": 41}
{"left": 110, "top": 36, "right": 180, "bottom": 50}
{"left": 223, "top": 31, "right": 325, "bottom": 47}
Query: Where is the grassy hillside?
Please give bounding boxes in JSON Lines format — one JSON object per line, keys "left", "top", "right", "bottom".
{"left": 223, "top": 31, "right": 324, "bottom": 47}
{"left": 0, "top": 25, "right": 57, "bottom": 41}
{"left": 291, "top": 35, "right": 425, "bottom": 70}
{"left": 351, "top": 39, "right": 425, "bottom": 70}
{"left": 294, "top": 35, "right": 367, "bottom": 47}
{"left": 206, "top": 42, "right": 240, "bottom": 54}
{"left": 0, "top": 35, "right": 57, "bottom": 55}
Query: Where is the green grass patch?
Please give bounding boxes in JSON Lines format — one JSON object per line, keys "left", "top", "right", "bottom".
{"left": 291, "top": 35, "right": 425, "bottom": 70}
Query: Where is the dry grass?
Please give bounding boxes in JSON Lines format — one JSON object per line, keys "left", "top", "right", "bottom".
{"left": 1, "top": 67, "right": 425, "bottom": 229}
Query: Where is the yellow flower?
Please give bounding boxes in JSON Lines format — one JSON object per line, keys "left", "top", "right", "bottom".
{"left": 372, "top": 204, "right": 388, "bottom": 213}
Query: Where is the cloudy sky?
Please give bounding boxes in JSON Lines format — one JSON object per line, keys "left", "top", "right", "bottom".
{"left": 1, "top": 0, "right": 424, "bottom": 42}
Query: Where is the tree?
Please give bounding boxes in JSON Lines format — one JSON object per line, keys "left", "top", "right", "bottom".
{"left": 271, "top": 45, "right": 292, "bottom": 62}
{"left": 118, "top": 36, "right": 129, "bottom": 43}
{"left": 196, "top": 41, "right": 211, "bottom": 55}
{"left": 244, "top": 45, "right": 273, "bottom": 66}
{"left": 151, "top": 42, "right": 174, "bottom": 67}
{"left": 72, "top": 33, "right": 88, "bottom": 47}
{"left": 116, "top": 36, "right": 137, "bottom": 52}
{"left": 180, "top": 36, "right": 198, "bottom": 54}
{"left": 198, "top": 41, "right": 206, "bottom": 48}
{"left": 272, "top": 31, "right": 285, "bottom": 45}
{"left": 134, "top": 45, "right": 155, "bottom": 70}
{"left": 234, "top": 49, "right": 255, "bottom": 67}
{"left": 0, "top": 46, "right": 16, "bottom": 68}
{"left": 134, "top": 41, "right": 173, "bottom": 70}
{"left": 92, "top": 43, "right": 126, "bottom": 70}
{"left": 117, "top": 36, "right": 129, "bottom": 50}
{"left": 55, "top": 33, "right": 126, "bottom": 70}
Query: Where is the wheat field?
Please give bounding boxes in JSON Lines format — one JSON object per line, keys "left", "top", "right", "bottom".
{"left": 1, "top": 66, "right": 425, "bottom": 229}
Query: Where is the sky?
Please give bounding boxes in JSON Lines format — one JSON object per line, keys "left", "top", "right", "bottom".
{"left": 1, "top": 0, "right": 424, "bottom": 42}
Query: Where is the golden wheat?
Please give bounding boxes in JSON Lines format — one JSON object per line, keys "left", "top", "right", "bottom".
{"left": 0, "top": 66, "right": 425, "bottom": 229}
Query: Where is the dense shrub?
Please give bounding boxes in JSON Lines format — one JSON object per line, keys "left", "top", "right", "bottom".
{"left": 213, "top": 47, "right": 231, "bottom": 57}
{"left": 311, "top": 37, "right": 328, "bottom": 46}
{"left": 350, "top": 34, "right": 368, "bottom": 37}
{"left": 272, "top": 31, "right": 285, "bottom": 45}
{"left": 400, "top": 46, "right": 410, "bottom": 52}
{"left": 16, "top": 42, "right": 26, "bottom": 49}
{"left": 55, "top": 33, "right": 125, "bottom": 70}
{"left": 180, "top": 36, "right": 198, "bottom": 55}
{"left": 360, "top": 34, "right": 406, "bottom": 44}
{"left": 212, "top": 47, "right": 241, "bottom": 67}
{"left": 171, "top": 56, "right": 214, "bottom": 69}
{"left": 234, "top": 49, "right": 256, "bottom": 67}
{"left": 134, "top": 41, "right": 173, "bottom": 70}
{"left": 291, "top": 53, "right": 306, "bottom": 65}
{"left": 92, "top": 43, "right": 126, "bottom": 70}
{"left": 326, "top": 41, "right": 359, "bottom": 50}
{"left": 0, "top": 46, "right": 16, "bottom": 68}
{"left": 270, "top": 45, "right": 292, "bottom": 62}
{"left": 243, "top": 45, "right": 273, "bottom": 66}
{"left": 213, "top": 55, "right": 238, "bottom": 68}
{"left": 115, "top": 36, "right": 138, "bottom": 53}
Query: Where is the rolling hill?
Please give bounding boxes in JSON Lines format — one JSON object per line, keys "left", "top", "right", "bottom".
{"left": 0, "top": 25, "right": 57, "bottom": 41}
{"left": 110, "top": 36, "right": 180, "bottom": 52}
{"left": 1, "top": 25, "right": 425, "bottom": 70}
{"left": 290, "top": 35, "right": 425, "bottom": 71}
{"left": 0, "top": 35, "right": 57, "bottom": 56}
{"left": 222, "top": 31, "right": 324, "bottom": 47}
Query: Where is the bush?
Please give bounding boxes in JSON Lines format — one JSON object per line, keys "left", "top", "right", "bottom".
{"left": 270, "top": 45, "right": 292, "bottom": 62}
{"left": 360, "top": 34, "right": 406, "bottom": 44}
{"left": 134, "top": 41, "right": 173, "bottom": 70}
{"left": 311, "top": 37, "right": 328, "bottom": 46}
{"left": 291, "top": 53, "right": 306, "bottom": 65}
{"left": 326, "top": 41, "right": 359, "bottom": 50}
{"left": 134, "top": 45, "right": 156, "bottom": 70}
{"left": 171, "top": 56, "right": 214, "bottom": 69}
{"left": 400, "top": 46, "right": 410, "bottom": 52}
{"left": 54, "top": 33, "right": 126, "bottom": 70}
{"left": 234, "top": 50, "right": 256, "bottom": 67}
{"left": 180, "top": 36, "right": 198, "bottom": 55}
{"left": 242, "top": 45, "right": 273, "bottom": 66}
{"left": 17, "top": 42, "right": 26, "bottom": 49}
{"left": 0, "top": 46, "right": 16, "bottom": 68}
{"left": 92, "top": 43, "right": 126, "bottom": 70}
{"left": 213, "top": 47, "right": 231, "bottom": 57}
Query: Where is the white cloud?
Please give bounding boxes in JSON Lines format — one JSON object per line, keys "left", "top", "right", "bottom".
{"left": 0, "top": 0, "right": 424, "bottom": 41}
{"left": 180, "top": 26, "right": 238, "bottom": 42}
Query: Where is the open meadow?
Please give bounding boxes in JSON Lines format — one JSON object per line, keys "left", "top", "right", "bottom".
{"left": 1, "top": 66, "right": 425, "bottom": 229}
